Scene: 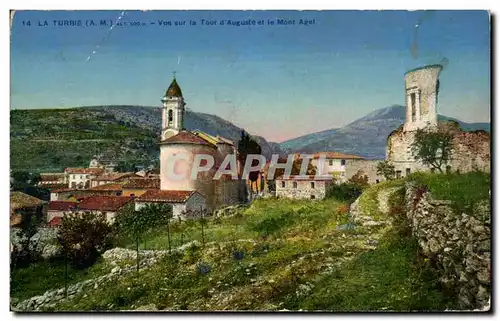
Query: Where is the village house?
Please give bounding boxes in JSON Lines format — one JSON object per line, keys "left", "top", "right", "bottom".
{"left": 309, "top": 152, "right": 365, "bottom": 182}
{"left": 47, "top": 201, "right": 78, "bottom": 226}
{"left": 135, "top": 190, "right": 206, "bottom": 218}
{"left": 90, "top": 172, "right": 139, "bottom": 188}
{"left": 122, "top": 178, "right": 160, "bottom": 197}
{"left": 275, "top": 175, "right": 334, "bottom": 200}
{"left": 38, "top": 173, "right": 66, "bottom": 189}
{"left": 69, "top": 196, "right": 134, "bottom": 224}
{"left": 64, "top": 167, "right": 105, "bottom": 189}
{"left": 10, "top": 191, "right": 46, "bottom": 227}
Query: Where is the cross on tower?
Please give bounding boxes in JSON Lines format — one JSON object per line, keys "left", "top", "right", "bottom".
{"left": 172, "top": 71, "right": 177, "bottom": 79}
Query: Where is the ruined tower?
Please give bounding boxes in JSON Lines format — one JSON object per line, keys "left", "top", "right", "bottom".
{"left": 403, "top": 64, "right": 442, "bottom": 132}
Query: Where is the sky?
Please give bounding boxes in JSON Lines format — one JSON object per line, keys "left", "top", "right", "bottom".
{"left": 10, "top": 10, "right": 490, "bottom": 142}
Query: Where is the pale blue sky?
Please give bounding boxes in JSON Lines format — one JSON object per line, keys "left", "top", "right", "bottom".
{"left": 10, "top": 10, "right": 490, "bottom": 142}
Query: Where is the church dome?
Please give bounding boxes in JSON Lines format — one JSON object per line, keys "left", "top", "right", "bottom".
{"left": 165, "top": 77, "right": 183, "bottom": 98}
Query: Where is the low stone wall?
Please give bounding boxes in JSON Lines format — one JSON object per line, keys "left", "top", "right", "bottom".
{"left": 405, "top": 182, "right": 491, "bottom": 309}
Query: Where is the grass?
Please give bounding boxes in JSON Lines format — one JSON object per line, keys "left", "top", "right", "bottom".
{"left": 48, "top": 192, "right": 458, "bottom": 311}
{"left": 10, "top": 257, "right": 109, "bottom": 302}
{"left": 407, "top": 171, "right": 490, "bottom": 217}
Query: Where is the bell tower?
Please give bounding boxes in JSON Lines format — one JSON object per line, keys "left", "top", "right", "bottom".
{"left": 161, "top": 73, "right": 186, "bottom": 140}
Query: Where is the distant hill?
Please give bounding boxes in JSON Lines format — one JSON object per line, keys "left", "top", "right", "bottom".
{"left": 280, "top": 105, "right": 490, "bottom": 159}
{"left": 10, "top": 106, "right": 285, "bottom": 173}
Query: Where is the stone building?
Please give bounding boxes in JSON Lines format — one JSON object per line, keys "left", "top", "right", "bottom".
{"left": 387, "top": 64, "right": 490, "bottom": 176}
{"left": 135, "top": 190, "right": 206, "bottom": 218}
{"left": 309, "top": 151, "right": 366, "bottom": 182}
{"left": 10, "top": 191, "right": 46, "bottom": 227}
{"left": 90, "top": 172, "right": 139, "bottom": 188}
{"left": 275, "top": 175, "right": 334, "bottom": 200}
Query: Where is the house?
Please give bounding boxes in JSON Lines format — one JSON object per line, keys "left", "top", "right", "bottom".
{"left": 309, "top": 152, "right": 365, "bottom": 181}
{"left": 90, "top": 172, "right": 139, "bottom": 188}
{"left": 76, "top": 196, "right": 135, "bottom": 223}
{"left": 64, "top": 167, "right": 105, "bottom": 189}
{"left": 10, "top": 191, "right": 46, "bottom": 227}
{"left": 135, "top": 190, "right": 206, "bottom": 218}
{"left": 38, "top": 173, "right": 66, "bottom": 189}
{"left": 122, "top": 178, "right": 160, "bottom": 197}
{"left": 47, "top": 201, "right": 78, "bottom": 224}
{"left": 275, "top": 175, "right": 334, "bottom": 200}
{"left": 86, "top": 183, "right": 125, "bottom": 196}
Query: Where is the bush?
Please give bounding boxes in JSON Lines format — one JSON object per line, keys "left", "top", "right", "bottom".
{"left": 326, "top": 182, "right": 363, "bottom": 203}
{"left": 57, "top": 213, "right": 113, "bottom": 269}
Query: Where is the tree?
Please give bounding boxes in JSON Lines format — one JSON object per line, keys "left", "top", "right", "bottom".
{"left": 411, "top": 127, "right": 454, "bottom": 173}
{"left": 376, "top": 160, "right": 395, "bottom": 180}
{"left": 115, "top": 203, "right": 173, "bottom": 271}
{"left": 237, "top": 131, "right": 262, "bottom": 193}
{"left": 57, "top": 212, "right": 113, "bottom": 269}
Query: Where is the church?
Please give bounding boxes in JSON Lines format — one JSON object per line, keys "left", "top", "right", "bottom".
{"left": 135, "top": 76, "right": 245, "bottom": 217}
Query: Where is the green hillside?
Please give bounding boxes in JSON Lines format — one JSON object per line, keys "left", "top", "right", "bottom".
{"left": 10, "top": 109, "right": 158, "bottom": 172}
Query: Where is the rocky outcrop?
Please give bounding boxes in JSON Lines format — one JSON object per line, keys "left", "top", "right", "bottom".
{"left": 405, "top": 182, "right": 491, "bottom": 310}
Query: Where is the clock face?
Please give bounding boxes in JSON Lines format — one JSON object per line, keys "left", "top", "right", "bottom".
{"left": 163, "top": 129, "right": 178, "bottom": 140}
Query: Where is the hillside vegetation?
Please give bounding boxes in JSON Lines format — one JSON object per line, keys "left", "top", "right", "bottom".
{"left": 42, "top": 187, "right": 456, "bottom": 312}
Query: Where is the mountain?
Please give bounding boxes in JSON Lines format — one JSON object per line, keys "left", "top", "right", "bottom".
{"left": 281, "top": 105, "right": 490, "bottom": 159}
{"left": 10, "top": 106, "right": 285, "bottom": 173}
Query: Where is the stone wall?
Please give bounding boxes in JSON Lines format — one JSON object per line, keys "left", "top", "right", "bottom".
{"left": 344, "top": 159, "right": 385, "bottom": 184}
{"left": 275, "top": 179, "right": 332, "bottom": 200}
{"left": 405, "top": 182, "right": 491, "bottom": 309}
{"left": 387, "top": 123, "right": 491, "bottom": 177}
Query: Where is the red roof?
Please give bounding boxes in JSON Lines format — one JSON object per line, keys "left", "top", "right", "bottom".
{"left": 122, "top": 178, "right": 160, "bottom": 189}
{"left": 65, "top": 168, "right": 105, "bottom": 175}
{"left": 312, "top": 152, "right": 364, "bottom": 160}
{"left": 87, "top": 183, "right": 124, "bottom": 191}
{"left": 52, "top": 188, "right": 76, "bottom": 193}
{"left": 48, "top": 216, "right": 62, "bottom": 227}
{"left": 159, "top": 130, "right": 216, "bottom": 147}
{"left": 137, "top": 190, "right": 200, "bottom": 203}
{"left": 78, "top": 196, "right": 134, "bottom": 211}
{"left": 48, "top": 201, "right": 79, "bottom": 211}
{"left": 276, "top": 175, "right": 334, "bottom": 181}
{"left": 93, "top": 172, "right": 137, "bottom": 182}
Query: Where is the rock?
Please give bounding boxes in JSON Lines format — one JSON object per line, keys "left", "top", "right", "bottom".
{"left": 135, "top": 303, "right": 158, "bottom": 311}
{"left": 111, "top": 266, "right": 121, "bottom": 274}
{"left": 366, "top": 239, "right": 378, "bottom": 246}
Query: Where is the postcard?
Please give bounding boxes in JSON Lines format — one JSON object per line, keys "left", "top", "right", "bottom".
{"left": 9, "top": 10, "right": 491, "bottom": 312}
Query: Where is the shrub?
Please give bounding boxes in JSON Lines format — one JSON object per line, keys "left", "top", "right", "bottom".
{"left": 326, "top": 182, "right": 363, "bottom": 203}
{"left": 57, "top": 212, "right": 113, "bottom": 269}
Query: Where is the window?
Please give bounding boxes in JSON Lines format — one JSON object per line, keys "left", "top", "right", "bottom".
{"left": 310, "top": 182, "right": 315, "bottom": 189}
{"left": 410, "top": 92, "right": 416, "bottom": 122}
{"left": 340, "top": 159, "right": 346, "bottom": 166}
{"left": 130, "top": 193, "right": 135, "bottom": 197}
{"left": 406, "top": 168, "right": 411, "bottom": 176}
{"left": 328, "top": 159, "right": 333, "bottom": 166}
{"left": 168, "top": 109, "right": 173, "bottom": 123}
{"left": 376, "top": 179, "right": 380, "bottom": 184}
{"left": 281, "top": 181, "right": 286, "bottom": 188}
{"left": 293, "top": 182, "right": 297, "bottom": 189}
{"left": 396, "top": 170, "right": 401, "bottom": 179}
{"left": 310, "top": 195, "right": 316, "bottom": 200}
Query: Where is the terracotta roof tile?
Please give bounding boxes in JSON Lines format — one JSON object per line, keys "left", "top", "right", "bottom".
{"left": 122, "top": 178, "right": 160, "bottom": 189}
{"left": 87, "top": 183, "right": 124, "bottom": 191}
{"left": 137, "top": 190, "right": 199, "bottom": 203}
{"left": 48, "top": 201, "right": 79, "bottom": 211}
{"left": 48, "top": 216, "right": 62, "bottom": 227}
{"left": 10, "top": 192, "right": 44, "bottom": 210}
{"left": 78, "top": 196, "right": 134, "bottom": 212}
{"left": 160, "top": 130, "right": 216, "bottom": 147}
{"left": 65, "top": 168, "right": 105, "bottom": 175}
{"left": 93, "top": 172, "right": 137, "bottom": 182}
